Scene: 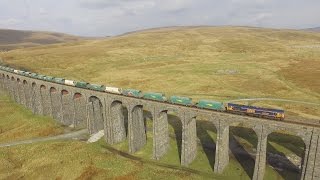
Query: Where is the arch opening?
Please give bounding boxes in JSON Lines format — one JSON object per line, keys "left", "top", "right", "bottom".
{"left": 266, "top": 132, "right": 305, "bottom": 180}
{"left": 230, "top": 125, "right": 258, "bottom": 179}
{"left": 50, "top": 87, "right": 57, "bottom": 93}
{"left": 191, "top": 116, "right": 217, "bottom": 172}
{"left": 109, "top": 100, "right": 127, "bottom": 144}
{"left": 87, "top": 96, "right": 104, "bottom": 134}
{"left": 61, "top": 89, "right": 69, "bottom": 95}
{"left": 166, "top": 110, "right": 183, "bottom": 165}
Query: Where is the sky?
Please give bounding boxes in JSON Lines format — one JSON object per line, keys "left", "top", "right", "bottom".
{"left": 0, "top": 0, "right": 319, "bottom": 37}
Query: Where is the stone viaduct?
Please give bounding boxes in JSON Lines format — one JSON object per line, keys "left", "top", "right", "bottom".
{"left": 0, "top": 69, "right": 319, "bottom": 180}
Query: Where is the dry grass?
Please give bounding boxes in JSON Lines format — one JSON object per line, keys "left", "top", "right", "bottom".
{"left": 0, "top": 29, "right": 87, "bottom": 51}
{"left": 1, "top": 26, "right": 319, "bottom": 118}
{"left": 0, "top": 90, "right": 64, "bottom": 143}
{"left": 0, "top": 141, "right": 207, "bottom": 180}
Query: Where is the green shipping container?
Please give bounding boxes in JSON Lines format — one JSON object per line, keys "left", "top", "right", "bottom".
{"left": 53, "top": 78, "right": 65, "bottom": 84}
{"left": 74, "top": 81, "right": 88, "bottom": 88}
{"left": 122, "top": 89, "right": 142, "bottom": 97}
{"left": 18, "top": 71, "right": 25, "bottom": 75}
{"left": 37, "top": 75, "right": 46, "bottom": 80}
{"left": 87, "top": 84, "right": 105, "bottom": 92}
{"left": 30, "top": 73, "right": 38, "bottom": 78}
{"left": 143, "top": 92, "right": 166, "bottom": 102}
{"left": 44, "top": 76, "right": 55, "bottom": 82}
{"left": 196, "top": 100, "right": 224, "bottom": 111}
{"left": 169, "top": 96, "right": 193, "bottom": 106}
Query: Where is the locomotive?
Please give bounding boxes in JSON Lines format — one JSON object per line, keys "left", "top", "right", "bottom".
{"left": 0, "top": 65, "right": 285, "bottom": 121}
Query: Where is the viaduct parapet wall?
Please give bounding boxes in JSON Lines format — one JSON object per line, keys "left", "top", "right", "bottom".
{"left": 0, "top": 70, "right": 319, "bottom": 180}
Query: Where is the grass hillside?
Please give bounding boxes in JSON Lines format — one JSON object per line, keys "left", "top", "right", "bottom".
{"left": 0, "top": 89, "right": 64, "bottom": 143}
{"left": 304, "top": 27, "right": 320, "bottom": 32}
{"left": 1, "top": 26, "right": 319, "bottom": 119}
{"left": 0, "top": 29, "right": 88, "bottom": 51}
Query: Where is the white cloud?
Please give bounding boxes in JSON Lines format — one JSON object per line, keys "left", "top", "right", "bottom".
{"left": 0, "top": 0, "right": 319, "bottom": 36}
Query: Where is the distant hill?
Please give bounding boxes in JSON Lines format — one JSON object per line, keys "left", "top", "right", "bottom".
{"left": 303, "top": 27, "right": 320, "bottom": 32}
{"left": 0, "top": 29, "right": 88, "bottom": 51}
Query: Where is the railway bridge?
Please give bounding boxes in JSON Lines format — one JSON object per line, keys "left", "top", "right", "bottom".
{"left": 0, "top": 69, "right": 319, "bottom": 180}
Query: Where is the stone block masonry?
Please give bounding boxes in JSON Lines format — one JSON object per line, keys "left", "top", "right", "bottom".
{"left": 0, "top": 69, "right": 319, "bottom": 180}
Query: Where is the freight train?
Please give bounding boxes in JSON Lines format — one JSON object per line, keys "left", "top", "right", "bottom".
{"left": 0, "top": 66, "right": 285, "bottom": 121}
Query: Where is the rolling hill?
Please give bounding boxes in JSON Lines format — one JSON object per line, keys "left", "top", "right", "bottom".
{"left": 1, "top": 26, "right": 319, "bottom": 119}
{"left": 303, "top": 27, "right": 320, "bottom": 32}
{"left": 0, "top": 29, "right": 88, "bottom": 51}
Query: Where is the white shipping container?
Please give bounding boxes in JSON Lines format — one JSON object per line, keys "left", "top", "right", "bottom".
{"left": 105, "top": 86, "right": 122, "bottom": 94}
{"left": 65, "top": 80, "right": 75, "bottom": 86}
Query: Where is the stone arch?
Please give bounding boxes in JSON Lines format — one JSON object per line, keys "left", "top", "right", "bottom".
{"left": 87, "top": 96, "right": 104, "bottom": 134}
{"left": 165, "top": 110, "right": 183, "bottom": 164}
{"left": 107, "top": 100, "right": 126, "bottom": 144}
{"left": 50, "top": 87, "right": 62, "bottom": 121}
{"left": 193, "top": 116, "right": 217, "bottom": 172}
{"left": 266, "top": 131, "right": 306, "bottom": 180}
{"left": 73, "top": 93, "right": 86, "bottom": 128}
{"left": 129, "top": 105, "right": 146, "bottom": 153}
{"left": 61, "top": 89, "right": 74, "bottom": 126}
{"left": 229, "top": 122, "right": 258, "bottom": 179}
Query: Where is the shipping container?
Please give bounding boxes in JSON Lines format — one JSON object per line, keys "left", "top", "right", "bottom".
{"left": 105, "top": 86, "right": 122, "bottom": 94}
{"left": 74, "top": 81, "right": 88, "bottom": 88}
{"left": 30, "top": 73, "right": 38, "bottom": 78}
{"left": 53, "top": 78, "right": 65, "bottom": 84}
{"left": 65, "top": 80, "right": 75, "bottom": 86}
{"left": 37, "top": 75, "right": 46, "bottom": 80}
{"left": 196, "top": 100, "right": 224, "bottom": 111}
{"left": 143, "top": 92, "right": 166, "bottom": 102}
{"left": 87, "top": 84, "right": 105, "bottom": 92}
{"left": 169, "top": 96, "right": 193, "bottom": 106}
{"left": 122, "top": 89, "right": 141, "bottom": 97}
{"left": 44, "top": 76, "right": 55, "bottom": 82}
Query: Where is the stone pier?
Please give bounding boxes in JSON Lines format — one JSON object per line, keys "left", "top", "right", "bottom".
{"left": 128, "top": 105, "right": 146, "bottom": 153}
{"left": 213, "top": 120, "right": 229, "bottom": 173}
{"left": 181, "top": 112, "right": 197, "bottom": 166}
{"left": 153, "top": 109, "right": 169, "bottom": 160}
